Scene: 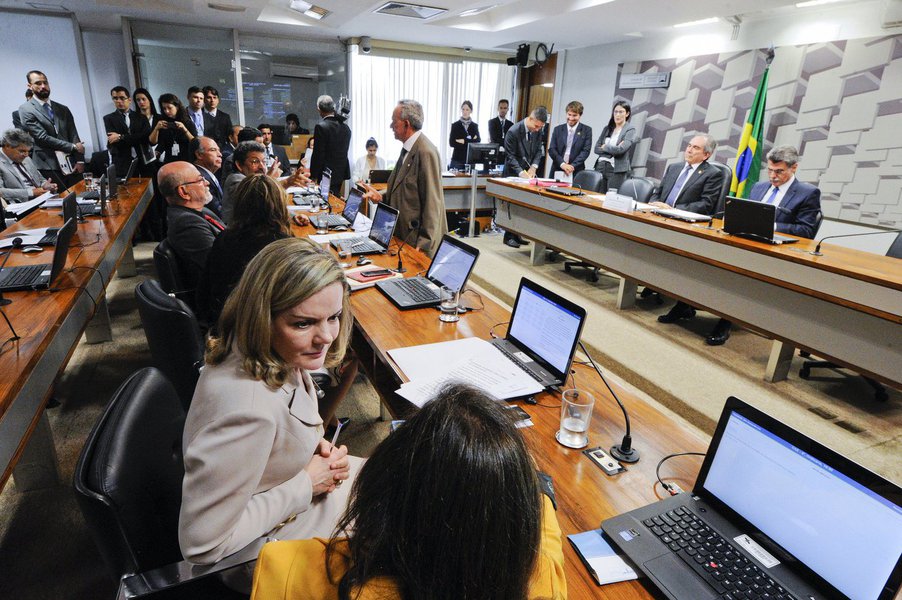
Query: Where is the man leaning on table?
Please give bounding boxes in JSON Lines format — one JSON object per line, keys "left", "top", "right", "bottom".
{"left": 501, "top": 106, "right": 549, "bottom": 248}
{"left": 701, "top": 145, "right": 822, "bottom": 346}
{"left": 361, "top": 99, "right": 447, "bottom": 258}
{"left": 0, "top": 128, "right": 57, "bottom": 202}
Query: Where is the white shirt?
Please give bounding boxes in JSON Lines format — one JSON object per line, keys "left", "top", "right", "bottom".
{"left": 763, "top": 175, "right": 795, "bottom": 208}
{"left": 402, "top": 130, "right": 422, "bottom": 153}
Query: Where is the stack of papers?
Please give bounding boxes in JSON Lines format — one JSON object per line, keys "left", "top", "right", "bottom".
{"left": 1, "top": 228, "right": 52, "bottom": 248}
{"left": 388, "top": 337, "right": 543, "bottom": 407}
{"left": 4, "top": 196, "right": 47, "bottom": 217}
{"left": 567, "top": 529, "right": 639, "bottom": 585}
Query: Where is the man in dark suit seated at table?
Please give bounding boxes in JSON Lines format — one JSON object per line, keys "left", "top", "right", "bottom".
{"left": 702, "top": 145, "right": 823, "bottom": 345}
{"left": 192, "top": 136, "right": 224, "bottom": 218}
{"left": 488, "top": 99, "right": 513, "bottom": 145}
{"left": 547, "top": 100, "right": 593, "bottom": 180}
{"left": 159, "top": 161, "right": 224, "bottom": 292}
{"left": 103, "top": 86, "right": 150, "bottom": 179}
{"left": 0, "top": 128, "right": 58, "bottom": 202}
{"left": 501, "top": 106, "right": 548, "bottom": 248}
{"left": 654, "top": 134, "right": 729, "bottom": 334}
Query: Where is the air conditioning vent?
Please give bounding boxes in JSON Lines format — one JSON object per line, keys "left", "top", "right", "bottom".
{"left": 374, "top": 2, "right": 447, "bottom": 20}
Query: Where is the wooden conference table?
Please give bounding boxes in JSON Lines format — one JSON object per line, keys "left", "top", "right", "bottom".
{"left": 0, "top": 179, "right": 152, "bottom": 491}
{"left": 293, "top": 213, "right": 710, "bottom": 599}
{"left": 487, "top": 179, "right": 902, "bottom": 389}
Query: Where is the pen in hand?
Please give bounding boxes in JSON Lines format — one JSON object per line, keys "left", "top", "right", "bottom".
{"left": 328, "top": 419, "right": 345, "bottom": 452}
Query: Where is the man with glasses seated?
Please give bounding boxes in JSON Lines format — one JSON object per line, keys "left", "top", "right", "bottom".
{"left": 222, "top": 141, "right": 308, "bottom": 223}
{"left": 160, "top": 161, "right": 224, "bottom": 291}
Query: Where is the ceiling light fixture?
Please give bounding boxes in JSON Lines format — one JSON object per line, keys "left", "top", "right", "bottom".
{"left": 795, "top": 0, "right": 845, "bottom": 7}
{"left": 459, "top": 4, "right": 497, "bottom": 17}
{"left": 288, "top": 0, "right": 329, "bottom": 20}
{"left": 673, "top": 17, "right": 719, "bottom": 28}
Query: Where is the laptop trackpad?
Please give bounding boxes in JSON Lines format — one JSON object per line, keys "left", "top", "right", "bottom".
{"left": 644, "top": 554, "right": 719, "bottom": 600}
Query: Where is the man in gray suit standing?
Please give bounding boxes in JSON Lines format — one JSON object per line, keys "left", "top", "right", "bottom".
{"left": 0, "top": 128, "right": 57, "bottom": 202}
{"left": 18, "top": 70, "right": 85, "bottom": 186}
{"left": 501, "top": 106, "right": 548, "bottom": 247}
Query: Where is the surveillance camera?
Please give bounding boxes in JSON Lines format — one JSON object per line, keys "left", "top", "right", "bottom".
{"left": 464, "top": 47, "right": 472, "bottom": 53}
{"left": 360, "top": 36, "right": 372, "bottom": 54}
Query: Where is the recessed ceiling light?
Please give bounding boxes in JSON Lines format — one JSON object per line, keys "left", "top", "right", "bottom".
{"left": 674, "top": 17, "right": 719, "bottom": 28}
{"left": 289, "top": 0, "right": 312, "bottom": 11}
{"left": 288, "top": 0, "right": 329, "bottom": 20}
{"left": 795, "top": 0, "right": 844, "bottom": 7}
{"left": 459, "top": 4, "right": 497, "bottom": 17}
{"left": 374, "top": 2, "right": 447, "bottom": 20}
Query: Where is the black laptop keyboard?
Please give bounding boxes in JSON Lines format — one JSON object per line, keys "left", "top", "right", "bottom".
{"left": 395, "top": 278, "right": 438, "bottom": 302}
{"left": 644, "top": 506, "right": 797, "bottom": 600}
{"left": 0, "top": 264, "right": 44, "bottom": 287}
{"left": 321, "top": 214, "right": 349, "bottom": 227}
{"left": 39, "top": 228, "right": 60, "bottom": 245}
{"left": 339, "top": 238, "right": 382, "bottom": 253}
{"left": 494, "top": 343, "right": 543, "bottom": 383}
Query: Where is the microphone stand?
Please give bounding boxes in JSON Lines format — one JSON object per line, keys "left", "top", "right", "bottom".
{"left": 578, "top": 340, "right": 639, "bottom": 463}
{"left": 394, "top": 219, "right": 420, "bottom": 274}
{"left": 0, "top": 238, "right": 23, "bottom": 342}
{"left": 810, "top": 229, "right": 902, "bottom": 256}
{"left": 468, "top": 166, "right": 479, "bottom": 238}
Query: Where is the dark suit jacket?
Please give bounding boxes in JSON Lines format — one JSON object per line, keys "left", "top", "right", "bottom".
{"left": 12, "top": 110, "right": 21, "bottom": 129}
{"left": 488, "top": 116, "right": 513, "bottom": 145}
{"left": 310, "top": 115, "right": 351, "bottom": 184}
{"left": 266, "top": 143, "right": 291, "bottom": 172}
{"left": 103, "top": 109, "right": 150, "bottom": 178}
{"left": 18, "top": 98, "right": 83, "bottom": 171}
{"left": 749, "top": 179, "right": 821, "bottom": 239}
{"left": 650, "top": 160, "right": 725, "bottom": 215}
{"left": 503, "top": 120, "right": 545, "bottom": 177}
{"left": 547, "top": 122, "right": 593, "bottom": 176}
{"left": 448, "top": 120, "right": 481, "bottom": 165}
{"left": 205, "top": 110, "right": 233, "bottom": 149}
{"left": 196, "top": 164, "right": 224, "bottom": 219}
{"left": 383, "top": 133, "right": 447, "bottom": 257}
{"left": 166, "top": 204, "right": 224, "bottom": 291}
{"left": 153, "top": 115, "right": 198, "bottom": 164}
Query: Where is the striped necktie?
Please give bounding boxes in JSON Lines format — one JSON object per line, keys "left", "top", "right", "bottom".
{"left": 764, "top": 186, "right": 779, "bottom": 205}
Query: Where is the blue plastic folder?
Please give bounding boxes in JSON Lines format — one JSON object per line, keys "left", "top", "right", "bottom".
{"left": 567, "top": 529, "right": 639, "bottom": 585}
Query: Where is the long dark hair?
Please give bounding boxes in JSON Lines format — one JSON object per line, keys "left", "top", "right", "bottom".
{"left": 327, "top": 384, "right": 542, "bottom": 599}
{"left": 228, "top": 175, "right": 292, "bottom": 238}
{"left": 133, "top": 87, "right": 157, "bottom": 116}
{"left": 604, "top": 100, "right": 631, "bottom": 136}
{"left": 157, "top": 93, "right": 189, "bottom": 126}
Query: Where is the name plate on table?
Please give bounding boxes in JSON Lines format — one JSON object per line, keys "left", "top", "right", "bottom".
{"left": 602, "top": 193, "right": 634, "bottom": 214}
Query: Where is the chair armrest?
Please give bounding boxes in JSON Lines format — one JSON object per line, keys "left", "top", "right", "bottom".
{"left": 116, "top": 537, "right": 273, "bottom": 599}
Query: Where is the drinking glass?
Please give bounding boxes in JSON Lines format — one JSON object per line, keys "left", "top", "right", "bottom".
{"left": 556, "top": 389, "right": 594, "bottom": 449}
{"left": 439, "top": 286, "right": 460, "bottom": 323}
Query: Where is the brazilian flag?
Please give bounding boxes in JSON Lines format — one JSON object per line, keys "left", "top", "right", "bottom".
{"left": 731, "top": 48, "right": 775, "bottom": 198}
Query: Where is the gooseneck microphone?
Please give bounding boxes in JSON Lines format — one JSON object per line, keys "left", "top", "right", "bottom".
{"left": 578, "top": 340, "right": 639, "bottom": 463}
{"left": 810, "top": 229, "right": 902, "bottom": 256}
{"left": 0, "top": 237, "right": 23, "bottom": 307}
{"left": 394, "top": 219, "right": 420, "bottom": 274}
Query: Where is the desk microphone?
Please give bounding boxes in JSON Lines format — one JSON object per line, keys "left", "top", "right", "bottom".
{"left": 694, "top": 210, "right": 725, "bottom": 231}
{"left": 810, "top": 229, "right": 901, "bottom": 256}
{"left": 578, "top": 340, "right": 639, "bottom": 463}
{"left": 0, "top": 238, "right": 23, "bottom": 341}
{"left": 394, "top": 219, "right": 420, "bottom": 274}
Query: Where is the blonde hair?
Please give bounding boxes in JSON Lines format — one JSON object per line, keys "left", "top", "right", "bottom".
{"left": 206, "top": 238, "right": 352, "bottom": 387}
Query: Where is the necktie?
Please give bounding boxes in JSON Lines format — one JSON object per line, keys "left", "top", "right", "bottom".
{"left": 194, "top": 112, "right": 204, "bottom": 135}
{"left": 43, "top": 102, "right": 54, "bottom": 122}
{"left": 122, "top": 111, "right": 130, "bottom": 128}
{"left": 564, "top": 127, "right": 575, "bottom": 163}
{"left": 15, "top": 162, "right": 36, "bottom": 187}
{"left": 665, "top": 164, "right": 693, "bottom": 206}
{"left": 202, "top": 213, "right": 225, "bottom": 232}
{"left": 398, "top": 147, "right": 408, "bottom": 165}
{"left": 765, "top": 186, "right": 779, "bottom": 205}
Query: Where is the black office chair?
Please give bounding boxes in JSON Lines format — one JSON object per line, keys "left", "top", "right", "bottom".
{"left": 618, "top": 177, "right": 658, "bottom": 203}
{"left": 708, "top": 161, "right": 734, "bottom": 214}
{"left": 799, "top": 231, "right": 901, "bottom": 401}
{"left": 135, "top": 279, "right": 205, "bottom": 410}
{"left": 74, "top": 368, "right": 256, "bottom": 599}
{"left": 572, "top": 169, "right": 605, "bottom": 193}
{"left": 153, "top": 239, "right": 194, "bottom": 307}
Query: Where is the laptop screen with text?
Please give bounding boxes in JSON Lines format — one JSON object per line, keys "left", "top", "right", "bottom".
{"left": 426, "top": 238, "right": 478, "bottom": 292}
{"left": 508, "top": 281, "right": 584, "bottom": 376}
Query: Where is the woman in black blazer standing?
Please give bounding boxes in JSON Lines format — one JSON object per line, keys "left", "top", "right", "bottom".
{"left": 149, "top": 93, "right": 197, "bottom": 164}
{"left": 448, "top": 100, "right": 481, "bottom": 171}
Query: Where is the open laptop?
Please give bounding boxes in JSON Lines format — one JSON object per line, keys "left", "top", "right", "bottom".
{"left": 369, "top": 169, "right": 391, "bottom": 184}
{"left": 320, "top": 168, "right": 332, "bottom": 203}
{"left": 80, "top": 175, "right": 108, "bottom": 217}
{"left": 489, "top": 277, "right": 587, "bottom": 388}
{"left": 330, "top": 202, "right": 399, "bottom": 255}
{"left": 602, "top": 396, "right": 902, "bottom": 600}
{"left": 0, "top": 217, "right": 76, "bottom": 292}
{"left": 34, "top": 193, "right": 78, "bottom": 246}
{"left": 116, "top": 156, "right": 139, "bottom": 185}
{"left": 321, "top": 187, "right": 364, "bottom": 229}
{"left": 723, "top": 196, "right": 798, "bottom": 244}
{"left": 107, "top": 161, "right": 119, "bottom": 197}
{"left": 375, "top": 235, "right": 480, "bottom": 309}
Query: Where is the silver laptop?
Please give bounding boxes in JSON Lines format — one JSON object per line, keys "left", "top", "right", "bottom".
{"left": 602, "top": 396, "right": 902, "bottom": 600}
{"left": 375, "top": 235, "right": 480, "bottom": 309}
{"left": 330, "top": 203, "right": 399, "bottom": 255}
{"left": 321, "top": 187, "right": 364, "bottom": 229}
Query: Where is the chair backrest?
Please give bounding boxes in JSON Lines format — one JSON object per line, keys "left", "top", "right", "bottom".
{"left": 572, "top": 169, "right": 606, "bottom": 193}
{"left": 887, "top": 231, "right": 902, "bottom": 259}
{"left": 135, "top": 279, "right": 205, "bottom": 410}
{"left": 153, "top": 239, "right": 189, "bottom": 300}
{"left": 73, "top": 367, "right": 186, "bottom": 580}
{"left": 813, "top": 210, "right": 824, "bottom": 238}
{"left": 708, "top": 161, "right": 734, "bottom": 214}
{"left": 618, "top": 177, "right": 657, "bottom": 203}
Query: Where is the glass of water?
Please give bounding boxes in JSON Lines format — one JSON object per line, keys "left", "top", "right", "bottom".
{"left": 439, "top": 286, "right": 460, "bottom": 323}
{"left": 83, "top": 173, "right": 94, "bottom": 191}
{"left": 314, "top": 214, "right": 328, "bottom": 235}
{"left": 556, "top": 389, "right": 595, "bottom": 449}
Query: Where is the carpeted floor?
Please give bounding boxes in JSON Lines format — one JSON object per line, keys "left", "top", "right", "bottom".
{"left": 0, "top": 234, "right": 898, "bottom": 599}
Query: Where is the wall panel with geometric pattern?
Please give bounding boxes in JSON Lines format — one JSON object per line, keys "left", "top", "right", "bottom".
{"left": 617, "top": 35, "right": 902, "bottom": 227}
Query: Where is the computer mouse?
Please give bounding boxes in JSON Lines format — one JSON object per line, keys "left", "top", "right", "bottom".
{"left": 22, "top": 245, "right": 44, "bottom": 254}
{"left": 356, "top": 257, "right": 372, "bottom": 266}
{"left": 331, "top": 225, "right": 348, "bottom": 232}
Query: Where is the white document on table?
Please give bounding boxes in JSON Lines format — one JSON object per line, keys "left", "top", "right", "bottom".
{"left": 389, "top": 337, "right": 543, "bottom": 406}
{"left": 0, "top": 228, "right": 51, "bottom": 247}
{"left": 5, "top": 196, "right": 47, "bottom": 217}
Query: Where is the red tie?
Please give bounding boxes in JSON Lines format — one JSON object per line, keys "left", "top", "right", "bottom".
{"left": 202, "top": 213, "right": 225, "bottom": 231}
